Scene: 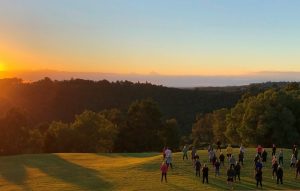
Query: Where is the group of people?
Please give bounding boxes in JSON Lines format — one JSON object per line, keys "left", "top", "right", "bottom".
{"left": 160, "top": 142, "right": 300, "bottom": 189}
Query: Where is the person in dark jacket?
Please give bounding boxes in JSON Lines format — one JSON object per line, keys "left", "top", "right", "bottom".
{"left": 255, "top": 168, "right": 263, "bottom": 188}
{"left": 238, "top": 151, "right": 244, "bottom": 166}
{"left": 277, "top": 165, "right": 283, "bottom": 184}
{"left": 202, "top": 164, "right": 209, "bottom": 184}
{"left": 254, "top": 154, "right": 260, "bottom": 166}
{"left": 257, "top": 145, "right": 263, "bottom": 157}
{"left": 217, "top": 140, "right": 222, "bottom": 152}
{"left": 219, "top": 152, "right": 225, "bottom": 167}
{"left": 215, "top": 159, "right": 221, "bottom": 177}
{"left": 255, "top": 159, "right": 263, "bottom": 170}
{"left": 227, "top": 166, "right": 235, "bottom": 190}
{"left": 296, "top": 160, "right": 300, "bottom": 179}
{"left": 195, "top": 158, "right": 201, "bottom": 177}
{"left": 295, "top": 148, "right": 298, "bottom": 160}
{"left": 272, "top": 160, "right": 279, "bottom": 179}
{"left": 234, "top": 162, "right": 241, "bottom": 182}
{"left": 191, "top": 147, "right": 197, "bottom": 161}
{"left": 272, "top": 144, "right": 276, "bottom": 156}
{"left": 262, "top": 149, "right": 267, "bottom": 163}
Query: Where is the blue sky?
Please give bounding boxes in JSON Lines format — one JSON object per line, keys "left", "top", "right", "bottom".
{"left": 1, "top": 0, "right": 300, "bottom": 85}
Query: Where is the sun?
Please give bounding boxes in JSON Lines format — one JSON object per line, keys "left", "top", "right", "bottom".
{"left": 0, "top": 61, "right": 6, "bottom": 71}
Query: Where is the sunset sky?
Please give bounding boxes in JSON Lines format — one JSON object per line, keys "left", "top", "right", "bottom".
{"left": 1, "top": 0, "right": 300, "bottom": 85}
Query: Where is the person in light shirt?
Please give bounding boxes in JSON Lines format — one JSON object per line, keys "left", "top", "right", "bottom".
{"left": 226, "top": 144, "right": 233, "bottom": 159}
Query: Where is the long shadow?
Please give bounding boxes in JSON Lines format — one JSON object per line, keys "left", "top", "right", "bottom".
{"left": 0, "top": 155, "right": 31, "bottom": 191}
{"left": 167, "top": 183, "right": 191, "bottom": 191}
{"left": 25, "top": 154, "right": 113, "bottom": 190}
{"left": 1, "top": 154, "right": 113, "bottom": 191}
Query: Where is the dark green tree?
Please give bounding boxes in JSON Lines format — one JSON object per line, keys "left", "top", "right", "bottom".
{"left": 122, "top": 99, "right": 163, "bottom": 152}
{"left": 159, "top": 118, "right": 181, "bottom": 150}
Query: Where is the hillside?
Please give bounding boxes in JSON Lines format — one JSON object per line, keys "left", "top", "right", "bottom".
{"left": 0, "top": 148, "right": 300, "bottom": 190}
{"left": 0, "top": 78, "right": 245, "bottom": 133}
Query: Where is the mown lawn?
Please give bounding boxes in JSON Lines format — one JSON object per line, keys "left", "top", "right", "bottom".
{"left": 0, "top": 148, "right": 300, "bottom": 190}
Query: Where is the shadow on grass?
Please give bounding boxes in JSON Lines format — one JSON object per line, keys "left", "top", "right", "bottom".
{"left": 0, "top": 154, "right": 112, "bottom": 191}
{"left": 0, "top": 156, "right": 31, "bottom": 191}
{"left": 167, "top": 183, "right": 191, "bottom": 191}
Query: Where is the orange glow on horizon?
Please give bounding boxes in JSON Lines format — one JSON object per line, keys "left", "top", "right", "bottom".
{"left": 1, "top": 38, "right": 300, "bottom": 77}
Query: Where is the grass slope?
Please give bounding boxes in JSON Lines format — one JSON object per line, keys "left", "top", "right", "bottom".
{"left": 0, "top": 149, "right": 300, "bottom": 190}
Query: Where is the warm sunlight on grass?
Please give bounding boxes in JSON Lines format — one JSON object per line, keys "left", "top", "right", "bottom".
{"left": 1, "top": 149, "right": 300, "bottom": 190}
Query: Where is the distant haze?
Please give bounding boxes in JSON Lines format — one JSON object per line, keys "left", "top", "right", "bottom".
{"left": 1, "top": 70, "right": 300, "bottom": 87}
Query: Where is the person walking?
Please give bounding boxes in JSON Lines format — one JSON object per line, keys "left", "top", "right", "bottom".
{"left": 165, "top": 147, "right": 173, "bottom": 169}
{"left": 279, "top": 149, "right": 284, "bottom": 166}
{"left": 257, "top": 145, "right": 263, "bottom": 157}
{"left": 208, "top": 144, "right": 212, "bottom": 152}
{"left": 182, "top": 145, "right": 189, "bottom": 160}
{"left": 291, "top": 154, "right": 297, "bottom": 168}
{"left": 162, "top": 146, "right": 166, "bottom": 159}
{"left": 160, "top": 161, "right": 168, "bottom": 183}
{"left": 234, "top": 162, "right": 241, "bottom": 182}
{"left": 272, "top": 159, "right": 278, "bottom": 179}
{"left": 238, "top": 151, "right": 244, "bottom": 166}
{"left": 272, "top": 144, "right": 277, "bottom": 156}
{"left": 255, "top": 159, "right": 263, "bottom": 178}
{"left": 239, "top": 144, "right": 245, "bottom": 155}
{"left": 296, "top": 160, "right": 300, "bottom": 179}
{"left": 219, "top": 152, "right": 225, "bottom": 167}
{"left": 272, "top": 155, "right": 277, "bottom": 165}
{"left": 227, "top": 166, "right": 235, "bottom": 190}
{"left": 195, "top": 158, "right": 201, "bottom": 177}
{"left": 277, "top": 165, "right": 283, "bottom": 184}
{"left": 217, "top": 140, "right": 222, "bottom": 152}
{"left": 293, "top": 144, "right": 297, "bottom": 154}
{"left": 191, "top": 146, "right": 197, "bottom": 162}
{"left": 215, "top": 159, "right": 221, "bottom": 177}
{"left": 226, "top": 144, "right": 233, "bottom": 159}
{"left": 212, "top": 153, "right": 217, "bottom": 166}
{"left": 229, "top": 155, "right": 236, "bottom": 168}
{"left": 208, "top": 149, "right": 215, "bottom": 164}
{"left": 202, "top": 164, "right": 209, "bottom": 184}
{"left": 255, "top": 168, "right": 263, "bottom": 188}
{"left": 294, "top": 147, "right": 299, "bottom": 160}
{"left": 262, "top": 149, "right": 268, "bottom": 163}
{"left": 254, "top": 154, "right": 260, "bottom": 166}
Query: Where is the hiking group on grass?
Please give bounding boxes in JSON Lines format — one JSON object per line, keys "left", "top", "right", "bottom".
{"left": 160, "top": 142, "right": 300, "bottom": 189}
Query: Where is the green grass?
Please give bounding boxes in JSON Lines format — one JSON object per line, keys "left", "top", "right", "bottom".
{"left": 0, "top": 148, "right": 300, "bottom": 190}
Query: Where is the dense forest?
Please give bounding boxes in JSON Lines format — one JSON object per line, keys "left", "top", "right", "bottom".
{"left": 192, "top": 82, "right": 300, "bottom": 148}
{"left": 0, "top": 77, "right": 244, "bottom": 134}
{"left": 0, "top": 77, "right": 299, "bottom": 155}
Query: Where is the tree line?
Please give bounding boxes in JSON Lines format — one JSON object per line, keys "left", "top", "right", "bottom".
{"left": 0, "top": 99, "right": 180, "bottom": 155}
{"left": 0, "top": 77, "right": 245, "bottom": 135}
{"left": 191, "top": 82, "right": 300, "bottom": 148}
{"left": 1, "top": 78, "right": 299, "bottom": 155}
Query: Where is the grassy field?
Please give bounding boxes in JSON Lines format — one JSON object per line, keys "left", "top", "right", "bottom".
{"left": 0, "top": 148, "right": 300, "bottom": 190}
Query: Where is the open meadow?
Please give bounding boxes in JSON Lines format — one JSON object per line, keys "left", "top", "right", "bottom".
{"left": 0, "top": 148, "right": 300, "bottom": 190}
